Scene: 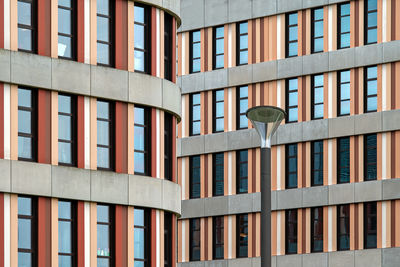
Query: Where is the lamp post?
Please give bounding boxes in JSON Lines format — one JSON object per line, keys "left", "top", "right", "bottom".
{"left": 246, "top": 106, "right": 286, "bottom": 267}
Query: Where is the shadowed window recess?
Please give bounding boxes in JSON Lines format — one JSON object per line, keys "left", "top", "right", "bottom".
{"left": 311, "top": 8, "right": 324, "bottom": 53}
{"left": 237, "top": 21, "right": 248, "bottom": 65}
{"left": 364, "top": 202, "right": 377, "bottom": 249}
{"left": 134, "top": 106, "right": 151, "bottom": 175}
{"left": 58, "top": 94, "right": 76, "bottom": 166}
{"left": 236, "top": 150, "right": 248, "bottom": 194}
{"left": 286, "top": 209, "right": 297, "bottom": 254}
{"left": 286, "top": 144, "right": 298, "bottom": 189}
{"left": 337, "top": 204, "right": 350, "bottom": 251}
{"left": 97, "top": 0, "right": 114, "bottom": 66}
{"left": 213, "top": 26, "right": 224, "bottom": 70}
{"left": 311, "top": 141, "right": 323, "bottom": 186}
{"left": 190, "top": 218, "right": 201, "bottom": 261}
{"left": 213, "top": 89, "right": 224, "bottom": 133}
{"left": 97, "top": 205, "right": 114, "bottom": 266}
{"left": 286, "top": 78, "right": 298, "bottom": 123}
{"left": 236, "top": 214, "right": 248, "bottom": 258}
{"left": 190, "top": 156, "right": 201, "bottom": 199}
{"left": 18, "top": 87, "right": 37, "bottom": 161}
{"left": 337, "top": 137, "right": 350, "bottom": 184}
{"left": 189, "top": 30, "right": 201, "bottom": 73}
{"left": 213, "top": 153, "right": 224, "bottom": 197}
{"left": 311, "top": 207, "right": 323, "bottom": 252}
{"left": 213, "top": 216, "right": 224, "bottom": 260}
{"left": 364, "top": 134, "right": 377, "bottom": 181}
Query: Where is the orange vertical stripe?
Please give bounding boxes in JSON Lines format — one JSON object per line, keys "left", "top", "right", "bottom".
{"left": 38, "top": 90, "right": 52, "bottom": 164}
{"left": 38, "top": 197, "right": 51, "bottom": 267}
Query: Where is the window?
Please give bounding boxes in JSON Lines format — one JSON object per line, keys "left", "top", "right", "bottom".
{"left": 134, "top": 4, "right": 151, "bottom": 73}
{"left": 286, "top": 78, "right": 298, "bottom": 123}
{"left": 58, "top": 0, "right": 76, "bottom": 59}
{"left": 365, "top": 0, "right": 377, "bottom": 44}
{"left": 312, "top": 74, "right": 324, "bottom": 119}
{"left": 213, "top": 26, "right": 224, "bottom": 70}
{"left": 164, "top": 213, "right": 172, "bottom": 267}
{"left": 18, "top": 0, "right": 36, "bottom": 52}
{"left": 189, "top": 93, "right": 201, "bottom": 136}
{"left": 337, "top": 204, "right": 350, "bottom": 251}
{"left": 190, "top": 218, "right": 200, "bottom": 261}
{"left": 213, "top": 89, "right": 224, "bottom": 133}
{"left": 213, "top": 216, "right": 224, "bottom": 260}
{"left": 190, "top": 156, "right": 201, "bottom": 199}
{"left": 97, "top": 205, "right": 113, "bottom": 266}
{"left": 311, "top": 141, "right": 323, "bottom": 186}
{"left": 364, "top": 134, "right": 377, "bottom": 181}
{"left": 58, "top": 201, "right": 76, "bottom": 266}
{"left": 338, "top": 3, "right": 350, "bottom": 49}
{"left": 189, "top": 31, "right": 201, "bottom": 73}
{"left": 285, "top": 209, "right": 297, "bottom": 254}
{"left": 97, "top": 100, "right": 114, "bottom": 170}
{"left": 18, "top": 88, "right": 36, "bottom": 161}
{"left": 236, "top": 214, "right": 248, "bottom": 258}
{"left": 237, "top": 86, "right": 248, "bottom": 130}
{"left": 364, "top": 202, "right": 377, "bottom": 249}
{"left": 286, "top": 12, "right": 298, "bottom": 57}
{"left": 97, "top": 0, "right": 113, "bottom": 66}
{"left": 311, "top": 207, "right": 323, "bottom": 252}
{"left": 18, "top": 196, "right": 36, "bottom": 267}
{"left": 311, "top": 8, "right": 324, "bottom": 53}
{"left": 213, "top": 153, "right": 224, "bottom": 197}
{"left": 338, "top": 70, "right": 350, "bottom": 116}
{"left": 337, "top": 137, "right": 350, "bottom": 184}
{"left": 58, "top": 94, "right": 76, "bottom": 166}
{"left": 134, "top": 208, "right": 150, "bottom": 267}
{"left": 364, "top": 66, "right": 377, "bottom": 113}
{"left": 164, "top": 13, "right": 173, "bottom": 81}
{"left": 236, "top": 22, "right": 248, "bottom": 65}
{"left": 134, "top": 106, "right": 151, "bottom": 175}
{"left": 236, "top": 150, "right": 248, "bottom": 194}
{"left": 286, "top": 144, "right": 298, "bottom": 189}
{"left": 164, "top": 113, "right": 173, "bottom": 180}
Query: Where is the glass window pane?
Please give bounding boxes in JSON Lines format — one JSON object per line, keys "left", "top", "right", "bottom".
{"left": 314, "top": 8, "right": 324, "bottom": 20}
{"left": 18, "top": 28, "right": 32, "bottom": 51}
{"left": 239, "top": 35, "right": 248, "bottom": 50}
{"left": 216, "top": 90, "right": 224, "bottom": 101}
{"left": 289, "top": 92, "right": 298, "bottom": 106}
{"left": 239, "top": 87, "right": 248, "bottom": 98}
{"left": 367, "top": 12, "right": 377, "bottom": 27}
{"left": 192, "top": 43, "right": 201, "bottom": 59}
{"left": 59, "top": 0, "right": 71, "bottom": 7}
{"left": 97, "top": 17, "right": 109, "bottom": 42}
{"left": 239, "top": 22, "right": 248, "bottom": 34}
{"left": 134, "top": 50, "right": 145, "bottom": 72}
{"left": 215, "top": 55, "right": 224, "bottom": 69}
{"left": 18, "top": 136, "right": 32, "bottom": 159}
{"left": 59, "top": 115, "right": 72, "bottom": 140}
{"left": 97, "top": 101, "right": 110, "bottom": 119}
{"left": 288, "top": 108, "right": 298, "bottom": 122}
{"left": 289, "top": 13, "right": 298, "bottom": 25}
{"left": 239, "top": 51, "right": 248, "bottom": 65}
{"left": 288, "top": 42, "right": 298, "bottom": 57}
{"left": 289, "top": 79, "right": 298, "bottom": 90}
{"left": 314, "top": 75, "right": 324, "bottom": 87}
{"left": 314, "top": 104, "right": 324, "bottom": 119}
{"left": 59, "top": 255, "right": 72, "bottom": 267}
{"left": 216, "top": 102, "right": 224, "bottom": 117}
{"left": 216, "top": 27, "right": 224, "bottom": 38}
{"left": 134, "top": 6, "right": 144, "bottom": 23}
{"left": 97, "top": 258, "right": 110, "bottom": 267}
{"left": 18, "top": 110, "right": 31, "bottom": 134}
{"left": 192, "top": 105, "right": 200, "bottom": 121}
{"left": 97, "top": 146, "right": 110, "bottom": 169}
{"left": 192, "top": 31, "right": 200, "bottom": 43}
{"left": 367, "top": 0, "right": 377, "bottom": 11}
{"left": 216, "top": 39, "right": 224, "bottom": 54}
{"left": 18, "top": 1, "right": 31, "bottom": 25}
{"left": 192, "top": 94, "right": 200, "bottom": 105}
{"left": 97, "top": 0, "right": 109, "bottom": 15}
{"left": 18, "top": 88, "right": 31, "bottom": 107}
{"left": 97, "top": 205, "right": 109, "bottom": 222}
{"left": 341, "top": 71, "right": 350, "bottom": 83}
{"left": 18, "top": 253, "right": 32, "bottom": 267}
{"left": 134, "top": 151, "right": 145, "bottom": 173}
{"left": 134, "top": 261, "right": 144, "bottom": 267}
{"left": 97, "top": 224, "right": 110, "bottom": 257}
{"left": 18, "top": 218, "right": 31, "bottom": 249}
{"left": 58, "top": 8, "right": 72, "bottom": 35}
{"left": 134, "top": 24, "right": 144, "bottom": 49}
{"left": 134, "top": 126, "right": 144, "bottom": 151}
{"left": 192, "top": 122, "right": 200, "bottom": 136}
{"left": 340, "top": 33, "right": 350, "bottom": 48}
{"left": 341, "top": 4, "right": 350, "bottom": 15}
{"left": 192, "top": 59, "right": 200, "bottom": 73}
{"left": 97, "top": 43, "right": 110, "bottom": 65}
{"left": 289, "top": 26, "right": 298, "bottom": 41}
{"left": 314, "top": 38, "right": 323, "bottom": 52}
{"left": 240, "top": 99, "right": 248, "bottom": 113}
{"left": 134, "top": 209, "right": 144, "bottom": 226}
{"left": 367, "top": 80, "right": 377, "bottom": 95}
{"left": 97, "top": 121, "right": 110, "bottom": 146}
{"left": 215, "top": 118, "right": 224, "bottom": 132}
{"left": 367, "top": 29, "right": 377, "bottom": 44}
{"left": 367, "top": 97, "right": 377, "bottom": 112}
{"left": 58, "top": 201, "right": 72, "bottom": 219}
{"left": 314, "top": 87, "right": 324, "bottom": 103}
{"left": 367, "top": 67, "right": 377, "bottom": 78}
{"left": 340, "top": 100, "right": 350, "bottom": 115}
{"left": 59, "top": 221, "right": 72, "bottom": 253}
{"left": 59, "top": 95, "right": 72, "bottom": 114}
{"left": 59, "top": 142, "right": 72, "bottom": 164}
{"left": 134, "top": 228, "right": 145, "bottom": 258}
{"left": 18, "top": 197, "right": 32, "bottom": 215}
{"left": 341, "top": 83, "right": 350, "bottom": 99}
{"left": 239, "top": 115, "right": 247, "bottom": 129}
{"left": 341, "top": 16, "right": 350, "bottom": 32}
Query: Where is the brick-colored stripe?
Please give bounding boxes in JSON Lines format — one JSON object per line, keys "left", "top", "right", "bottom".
{"left": 115, "top": 0, "right": 128, "bottom": 70}
{"left": 0, "top": 83, "right": 3, "bottom": 159}
{"left": 115, "top": 102, "right": 128, "bottom": 173}
{"left": 38, "top": 90, "right": 51, "bottom": 164}
{"left": 115, "top": 205, "right": 128, "bottom": 267}
{"left": 38, "top": 0, "right": 51, "bottom": 56}
{"left": 0, "top": 0, "right": 3, "bottom": 48}
{"left": 172, "top": 214, "right": 177, "bottom": 267}
{"left": 151, "top": 210, "right": 156, "bottom": 267}
{"left": 77, "top": 0, "right": 84, "bottom": 62}
{"left": 77, "top": 96, "right": 85, "bottom": 168}
{"left": 38, "top": 197, "right": 51, "bottom": 267}
{"left": 77, "top": 201, "right": 85, "bottom": 267}
{"left": 151, "top": 108, "right": 157, "bottom": 177}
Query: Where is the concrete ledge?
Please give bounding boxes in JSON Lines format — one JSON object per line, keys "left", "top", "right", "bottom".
{"left": 135, "top": 0, "right": 181, "bottom": 26}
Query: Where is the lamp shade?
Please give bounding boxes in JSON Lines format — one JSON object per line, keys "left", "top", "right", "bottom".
{"left": 246, "top": 106, "right": 286, "bottom": 148}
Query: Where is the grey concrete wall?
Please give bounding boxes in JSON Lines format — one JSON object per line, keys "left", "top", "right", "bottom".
{"left": 134, "top": 0, "right": 181, "bottom": 25}
{"left": 0, "top": 159, "right": 181, "bottom": 215}
{"left": 179, "top": 41, "right": 400, "bottom": 94}
{"left": 0, "top": 49, "right": 182, "bottom": 119}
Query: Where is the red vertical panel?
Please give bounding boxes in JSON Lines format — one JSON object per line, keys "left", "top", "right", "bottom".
{"left": 115, "top": 0, "right": 128, "bottom": 70}
{"left": 77, "top": 201, "right": 85, "bottom": 267}
{"left": 37, "top": 90, "right": 51, "bottom": 164}
{"left": 37, "top": 197, "right": 51, "bottom": 267}
{"left": 0, "top": 0, "right": 4, "bottom": 48}
{"left": 77, "top": 0, "right": 85, "bottom": 62}
{"left": 151, "top": 108, "right": 157, "bottom": 178}
{"left": 115, "top": 102, "right": 128, "bottom": 173}
{"left": 0, "top": 193, "right": 4, "bottom": 267}
{"left": 172, "top": 117, "right": 176, "bottom": 183}
{"left": 171, "top": 214, "right": 176, "bottom": 267}
{"left": 0, "top": 83, "right": 4, "bottom": 159}
{"left": 77, "top": 96, "right": 85, "bottom": 168}
{"left": 115, "top": 206, "right": 128, "bottom": 267}
{"left": 151, "top": 210, "right": 156, "bottom": 267}
{"left": 172, "top": 18, "right": 177, "bottom": 83}
{"left": 37, "top": 0, "right": 51, "bottom": 56}
{"left": 151, "top": 7, "right": 157, "bottom": 76}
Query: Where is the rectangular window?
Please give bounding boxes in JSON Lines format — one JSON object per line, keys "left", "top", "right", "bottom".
{"left": 58, "top": 201, "right": 76, "bottom": 266}
{"left": 213, "top": 89, "right": 224, "bottom": 133}
{"left": 213, "top": 26, "right": 224, "bottom": 70}
{"left": 286, "top": 12, "right": 298, "bottom": 57}
{"left": 364, "top": 66, "right": 377, "bottom": 113}
{"left": 58, "top": 0, "right": 76, "bottom": 59}
{"left": 312, "top": 74, "right": 324, "bottom": 119}
{"left": 364, "top": 134, "right": 377, "bottom": 181}
{"left": 337, "top": 204, "right": 350, "bottom": 251}
{"left": 97, "top": 100, "right": 114, "bottom": 170}
{"left": 236, "top": 150, "right": 248, "bottom": 194}
{"left": 365, "top": 0, "right": 377, "bottom": 44}
{"left": 236, "top": 214, "right": 248, "bottom": 258}
{"left": 213, "top": 153, "right": 224, "bottom": 197}
{"left": 97, "top": 205, "right": 113, "bottom": 266}
{"left": 338, "top": 70, "right": 351, "bottom": 116}
{"left": 236, "top": 21, "right": 248, "bottom": 65}
{"left": 189, "top": 93, "right": 201, "bottom": 136}
{"left": 337, "top": 137, "right": 350, "bottom": 184}
{"left": 164, "top": 113, "right": 173, "bottom": 180}
{"left": 134, "top": 4, "right": 151, "bottom": 73}
{"left": 286, "top": 144, "right": 298, "bottom": 189}
{"left": 190, "top": 218, "right": 200, "bottom": 261}
{"left": 311, "top": 8, "right": 324, "bottom": 53}
{"left": 213, "top": 216, "right": 224, "bottom": 260}
{"left": 190, "top": 156, "right": 201, "bottom": 199}
{"left": 338, "top": 2, "right": 350, "bottom": 49}
{"left": 237, "top": 86, "right": 248, "bottom": 130}
{"left": 134, "top": 106, "right": 151, "bottom": 175}
{"left": 311, "top": 207, "right": 323, "bottom": 252}
{"left": 18, "top": 196, "right": 36, "bottom": 267}
{"left": 286, "top": 78, "right": 298, "bottom": 123}
{"left": 164, "top": 213, "right": 172, "bottom": 267}
{"left": 58, "top": 94, "right": 76, "bottom": 166}
{"left": 364, "top": 202, "right": 377, "bottom": 249}
{"left": 189, "top": 30, "right": 201, "bottom": 73}
{"left": 97, "top": 0, "right": 113, "bottom": 66}
{"left": 134, "top": 208, "right": 150, "bottom": 266}
{"left": 18, "top": 88, "right": 36, "bottom": 161}
{"left": 164, "top": 13, "right": 173, "bottom": 81}
{"left": 311, "top": 141, "right": 323, "bottom": 186}
{"left": 18, "top": 0, "right": 36, "bottom": 52}
{"left": 285, "top": 209, "right": 297, "bottom": 255}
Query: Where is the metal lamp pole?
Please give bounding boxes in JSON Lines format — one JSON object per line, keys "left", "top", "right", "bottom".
{"left": 246, "top": 106, "right": 286, "bottom": 267}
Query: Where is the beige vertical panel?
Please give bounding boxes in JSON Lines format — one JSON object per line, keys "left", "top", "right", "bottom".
{"left": 128, "top": 104, "right": 134, "bottom": 174}
{"left": 358, "top": 203, "right": 364, "bottom": 249}
{"left": 90, "top": 202, "right": 97, "bottom": 267}
{"left": 350, "top": 69, "right": 356, "bottom": 115}
{"left": 385, "top": 64, "right": 392, "bottom": 110}
{"left": 378, "top": 0, "right": 383, "bottom": 43}
{"left": 305, "top": 208, "right": 310, "bottom": 253}
{"left": 331, "top": 5, "right": 338, "bottom": 51}
{"left": 231, "top": 215, "right": 236, "bottom": 259}
{"left": 269, "top": 16, "right": 277, "bottom": 61}
{"left": 377, "top": 133, "right": 383, "bottom": 180}
{"left": 231, "top": 23, "right": 236, "bottom": 67}
{"left": 385, "top": 201, "right": 392, "bottom": 247}
{"left": 185, "top": 32, "right": 190, "bottom": 75}
{"left": 224, "top": 89, "right": 229, "bottom": 131}
{"left": 177, "top": 220, "right": 182, "bottom": 262}
{"left": 324, "top": 6, "right": 329, "bottom": 52}
{"left": 255, "top": 148, "right": 260, "bottom": 193}
{"left": 271, "top": 211, "right": 277, "bottom": 256}
{"left": 323, "top": 206, "right": 328, "bottom": 252}
{"left": 323, "top": 73, "right": 329, "bottom": 119}
{"left": 297, "top": 77, "right": 303, "bottom": 122}
{"left": 128, "top": 2, "right": 134, "bottom": 71}
{"left": 10, "top": 85, "right": 18, "bottom": 160}
{"left": 185, "top": 158, "right": 190, "bottom": 200}
{"left": 207, "top": 217, "right": 212, "bottom": 260}
{"left": 385, "top": 133, "right": 391, "bottom": 179}
{"left": 396, "top": 0, "right": 400, "bottom": 40}
{"left": 231, "top": 87, "right": 236, "bottom": 131}
{"left": 177, "top": 34, "right": 182, "bottom": 76}
{"left": 255, "top": 213, "right": 260, "bottom": 257}
{"left": 90, "top": 98, "right": 97, "bottom": 170}
{"left": 224, "top": 25, "right": 229, "bottom": 68}
{"left": 200, "top": 92, "right": 206, "bottom": 135}
{"left": 248, "top": 214, "right": 253, "bottom": 257}
{"left": 185, "top": 219, "right": 190, "bottom": 262}
{"left": 350, "top": 136, "right": 356, "bottom": 183}
{"left": 248, "top": 149, "right": 253, "bottom": 193}
{"left": 51, "top": 0, "right": 58, "bottom": 57}
{"left": 184, "top": 95, "right": 189, "bottom": 137}
{"left": 280, "top": 15, "right": 285, "bottom": 59}
{"left": 331, "top": 206, "right": 337, "bottom": 251}
{"left": 358, "top": 136, "right": 364, "bottom": 182}
{"left": 396, "top": 200, "right": 400, "bottom": 247}
{"left": 305, "top": 76, "right": 311, "bottom": 121}
{"left": 200, "top": 28, "right": 205, "bottom": 72}
{"left": 51, "top": 198, "right": 58, "bottom": 266}
{"left": 51, "top": 91, "right": 58, "bottom": 165}
{"left": 223, "top": 216, "right": 228, "bottom": 259}
{"left": 90, "top": 0, "right": 97, "bottom": 65}
{"left": 160, "top": 111, "right": 165, "bottom": 178}
{"left": 248, "top": 20, "right": 253, "bottom": 64}
{"left": 377, "top": 202, "right": 383, "bottom": 248}
{"left": 263, "top": 18, "right": 269, "bottom": 61}
{"left": 297, "top": 143, "right": 303, "bottom": 188}
{"left": 323, "top": 140, "right": 328, "bottom": 185}
{"left": 200, "top": 155, "right": 205, "bottom": 198}
{"left": 305, "top": 9, "right": 311, "bottom": 54}
{"left": 207, "top": 29, "right": 212, "bottom": 71}
{"left": 350, "top": 204, "right": 356, "bottom": 250}
{"left": 359, "top": 0, "right": 365, "bottom": 46}
{"left": 280, "top": 211, "right": 285, "bottom": 255}
{"left": 396, "top": 132, "right": 400, "bottom": 179}
{"left": 280, "top": 145, "right": 286, "bottom": 189}
{"left": 385, "top": 0, "right": 391, "bottom": 41}
{"left": 297, "top": 209, "right": 303, "bottom": 253}
{"left": 160, "top": 11, "right": 165, "bottom": 79}
{"left": 377, "top": 65, "right": 383, "bottom": 112}
{"left": 350, "top": 1, "right": 357, "bottom": 47}
{"left": 305, "top": 142, "right": 310, "bottom": 187}
{"left": 207, "top": 92, "right": 213, "bottom": 135}
{"left": 255, "top": 19, "right": 261, "bottom": 63}
{"left": 128, "top": 206, "right": 134, "bottom": 265}
{"left": 207, "top": 155, "right": 212, "bottom": 198}
{"left": 298, "top": 11, "right": 303, "bottom": 56}
{"left": 10, "top": 0, "right": 17, "bottom": 50}
{"left": 358, "top": 68, "right": 364, "bottom": 114}
{"left": 255, "top": 83, "right": 260, "bottom": 106}
{"left": 10, "top": 194, "right": 18, "bottom": 266}
{"left": 224, "top": 152, "right": 228, "bottom": 196}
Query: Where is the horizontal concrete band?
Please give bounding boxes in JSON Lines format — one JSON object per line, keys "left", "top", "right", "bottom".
{"left": 136, "top": 0, "right": 181, "bottom": 25}
{"left": 177, "top": 247, "right": 400, "bottom": 267}
{"left": 0, "top": 159, "right": 181, "bottom": 215}
{"left": 179, "top": 0, "right": 350, "bottom": 32}
{"left": 178, "top": 41, "right": 400, "bottom": 95}
{"left": 0, "top": 49, "right": 182, "bottom": 119}
{"left": 180, "top": 178, "right": 400, "bottom": 219}
{"left": 177, "top": 109, "right": 400, "bottom": 157}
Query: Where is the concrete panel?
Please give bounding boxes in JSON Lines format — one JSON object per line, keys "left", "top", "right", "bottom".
{"left": 354, "top": 112, "right": 382, "bottom": 135}
{"left": 52, "top": 165, "right": 91, "bottom": 201}
{"left": 11, "top": 51, "right": 52, "bottom": 89}
{"left": 179, "top": 0, "right": 204, "bottom": 31}
{"left": 276, "top": 122, "right": 303, "bottom": 145}
{"left": 355, "top": 180, "right": 381, "bottom": 202}
{"left": 162, "top": 0, "right": 180, "bottom": 19}
{"left": 355, "top": 249, "right": 381, "bottom": 267}
{"left": 227, "top": 129, "right": 254, "bottom": 151}
{"left": 180, "top": 135, "right": 205, "bottom": 156}
{"left": 179, "top": 261, "right": 205, "bottom": 267}
{"left": 328, "top": 250, "right": 355, "bottom": 267}
{"left": 205, "top": 132, "right": 228, "bottom": 153}
{"left": 228, "top": 0, "right": 251, "bottom": 23}
{"left": 129, "top": 72, "right": 163, "bottom": 107}
{"left": 181, "top": 72, "right": 205, "bottom": 94}
{"left": 277, "top": 0, "right": 302, "bottom": 13}
{"left": 162, "top": 180, "right": 181, "bottom": 214}
{"left": 0, "top": 49, "right": 10, "bottom": 82}
{"left": 382, "top": 247, "right": 400, "bottom": 267}
{"left": 382, "top": 109, "right": 400, "bottom": 132}
{"left": 91, "top": 171, "right": 129, "bottom": 204}
{"left": 270, "top": 191, "right": 276, "bottom": 211}
{"left": 329, "top": 183, "right": 354, "bottom": 205}
{"left": 52, "top": 58, "right": 91, "bottom": 95}
{"left": 302, "top": 253, "right": 328, "bottom": 267}
{"left": 302, "top": 119, "right": 329, "bottom": 142}
{"left": 129, "top": 174, "right": 162, "bottom": 208}
{"left": 383, "top": 40, "right": 400, "bottom": 63}
{"left": 328, "top": 48, "right": 355, "bottom": 71}
{"left": 205, "top": 196, "right": 229, "bottom": 216}
{"left": 91, "top": 66, "right": 128, "bottom": 101}
{"left": 228, "top": 193, "right": 253, "bottom": 214}
{"left": 303, "top": 53, "right": 329, "bottom": 76}
{"left": 270, "top": 256, "right": 276, "bottom": 267}
{"left": 253, "top": 61, "right": 277, "bottom": 83}
{"left": 176, "top": 138, "right": 182, "bottom": 157}
{"left": 303, "top": 0, "right": 328, "bottom": 9}
{"left": 204, "top": 0, "right": 228, "bottom": 28}
{"left": 228, "top": 64, "right": 253, "bottom": 87}
{"left": 276, "top": 254, "right": 302, "bottom": 267}
{"left": 252, "top": 0, "right": 276, "bottom": 18}
{"left": 163, "top": 79, "right": 182, "bottom": 118}
{"left": 276, "top": 188, "right": 303, "bottom": 210}
{"left": 204, "top": 68, "right": 228, "bottom": 90}
{"left": 302, "top": 186, "right": 328, "bottom": 208}
{"left": 207, "top": 259, "right": 228, "bottom": 267}
{"left": 328, "top": 116, "right": 354, "bottom": 138}
{"left": 181, "top": 199, "right": 205, "bottom": 218}
{"left": 383, "top": 179, "right": 400, "bottom": 200}
{"left": 228, "top": 258, "right": 252, "bottom": 267}
{"left": 0, "top": 160, "right": 11, "bottom": 192}
{"left": 11, "top": 160, "right": 52, "bottom": 196}
{"left": 354, "top": 43, "right": 383, "bottom": 67}
{"left": 277, "top": 57, "right": 303, "bottom": 79}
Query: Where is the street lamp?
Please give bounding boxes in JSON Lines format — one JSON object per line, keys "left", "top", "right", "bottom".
{"left": 246, "top": 106, "right": 286, "bottom": 267}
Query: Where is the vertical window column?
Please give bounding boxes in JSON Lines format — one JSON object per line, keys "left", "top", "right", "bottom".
{"left": 134, "top": 106, "right": 151, "bottom": 175}
{"left": 97, "top": 0, "right": 113, "bottom": 66}
{"left": 364, "top": 202, "right": 377, "bottom": 249}
{"left": 311, "top": 8, "right": 324, "bottom": 53}
{"left": 213, "top": 26, "right": 224, "bottom": 70}
{"left": 213, "top": 216, "right": 224, "bottom": 260}
{"left": 97, "top": 205, "right": 113, "bottom": 266}
{"left": 18, "top": 88, "right": 36, "bottom": 161}
{"left": 190, "top": 156, "right": 201, "bottom": 199}
{"left": 286, "top": 12, "right": 298, "bottom": 57}
{"left": 365, "top": 66, "right": 378, "bottom": 113}
{"left": 337, "top": 204, "right": 350, "bottom": 251}
{"left": 164, "top": 14, "right": 173, "bottom": 81}
{"left": 338, "top": 70, "right": 351, "bottom": 116}
{"left": 338, "top": 3, "right": 350, "bottom": 49}
{"left": 213, "top": 153, "right": 224, "bottom": 197}
{"left": 213, "top": 89, "right": 224, "bottom": 133}
{"left": 58, "top": 201, "right": 76, "bottom": 266}
{"left": 364, "top": 134, "right": 377, "bottom": 181}
{"left": 337, "top": 137, "right": 350, "bottom": 183}
{"left": 311, "top": 207, "right": 323, "bottom": 252}
{"left": 236, "top": 214, "right": 248, "bottom": 258}
{"left": 134, "top": 208, "right": 150, "bottom": 266}
{"left": 189, "top": 93, "right": 201, "bottom": 136}
{"left": 58, "top": 0, "right": 75, "bottom": 59}
{"left": 311, "top": 141, "right": 323, "bottom": 186}
{"left": 236, "top": 22, "right": 248, "bottom": 65}
{"left": 286, "top": 144, "right": 298, "bottom": 189}
{"left": 164, "top": 213, "right": 172, "bottom": 267}
{"left": 236, "top": 150, "right": 248, "bottom": 194}
{"left": 365, "top": 0, "right": 377, "bottom": 44}
{"left": 18, "top": 196, "right": 36, "bottom": 266}
{"left": 58, "top": 94, "right": 76, "bottom": 166}
{"left": 312, "top": 74, "right": 324, "bottom": 119}
{"left": 97, "top": 101, "right": 114, "bottom": 170}
{"left": 164, "top": 113, "right": 173, "bottom": 180}
{"left": 190, "top": 218, "right": 201, "bottom": 261}
{"left": 286, "top": 209, "right": 298, "bottom": 254}
{"left": 237, "top": 86, "right": 248, "bottom": 130}
{"left": 286, "top": 78, "right": 298, "bottom": 123}
{"left": 18, "top": 0, "right": 36, "bottom": 52}
{"left": 134, "top": 4, "right": 150, "bottom": 73}
{"left": 189, "top": 31, "right": 201, "bottom": 73}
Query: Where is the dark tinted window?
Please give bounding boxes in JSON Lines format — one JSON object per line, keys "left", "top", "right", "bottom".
{"left": 338, "top": 3, "right": 350, "bottom": 49}
{"left": 364, "top": 134, "right": 377, "bottom": 181}
{"left": 286, "top": 209, "right": 297, "bottom": 254}
{"left": 97, "top": 205, "right": 113, "bottom": 266}
{"left": 236, "top": 214, "right": 248, "bottom": 258}
{"left": 286, "top": 12, "right": 298, "bottom": 57}
{"left": 18, "top": 196, "right": 36, "bottom": 267}
{"left": 337, "top": 204, "right": 350, "bottom": 251}
{"left": 213, "top": 26, "right": 224, "bottom": 69}
{"left": 311, "top": 207, "right": 323, "bottom": 252}
{"left": 338, "top": 70, "right": 351, "bottom": 116}
{"left": 311, "top": 141, "right": 323, "bottom": 186}
{"left": 134, "top": 208, "right": 150, "bottom": 266}
{"left": 134, "top": 4, "right": 151, "bottom": 73}
{"left": 58, "top": 0, "right": 76, "bottom": 59}
{"left": 164, "top": 213, "right": 172, "bottom": 267}
{"left": 97, "top": 101, "right": 114, "bottom": 170}
{"left": 213, "top": 153, "right": 224, "bottom": 196}
{"left": 237, "top": 22, "right": 248, "bottom": 65}
{"left": 364, "top": 202, "right": 377, "bottom": 249}
{"left": 286, "top": 78, "right": 298, "bottom": 123}
{"left": 312, "top": 74, "right": 324, "bottom": 119}
{"left": 58, "top": 94, "right": 76, "bottom": 166}
{"left": 237, "top": 86, "right": 248, "bottom": 129}
{"left": 164, "top": 14, "right": 173, "bottom": 81}
{"left": 97, "top": 0, "right": 113, "bottom": 66}
{"left": 365, "top": 0, "right": 377, "bottom": 44}
{"left": 164, "top": 113, "right": 173, "bottom": 180}
{"left": 190, "top": 31, "right": 201, "bottom": 73}
{"left": 58, "top": 201, "right": 76, "bottom": 266}
{"left": 189, "top": 93, "right": 201, "bottom": 136}
{"left": 337, "top": 137, "right": 350, "bottom": 183}
{"left": 213, "top": 216, "right": 224, "bottom": 259}
{"left": 364, "top": 66, "right": 377, "bottom": 112}
{"left": 18, "top": 0, "right": 36, "bottom": 52}
{"left": 213, "top": 89, "right": 224, "bottom": 133}
{"left": 190, "top": 156, "right": 201, "bottom": 199}
{"left": 18, "top": 88, "right": 36, "bottom": 161}
{"left": 311, "top": 8, "right": 324, "bottom": 53}
{"left": 236, "top": 150, "right": 248, "bottom": 194}
{"left": 190, "top": 218, "right": 201, "bottom": 261}
{"left": 286, "top": 144, "right": 298, "bottom": 189}
{"left": 134, "top": 106, "right": 151, "bottom": 175}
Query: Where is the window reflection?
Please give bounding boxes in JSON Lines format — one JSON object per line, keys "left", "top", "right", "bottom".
{"left": 286, "top": 12, "right": 298, "bottom": 57}
{"left": 134, "top": 106, "right": 150, "bottom": 175}
{"left": 58, "top": 94, "right": 75, "bottom": 165}
{"left": 190, "top": 31, "right": 201, "bottom": 73}
{"left": 213, "top": 153, "right": 224, "bottom": 196}
{"left": 18, "top": 88, "right": 35, "bottom": 161}
{"left": 190, "top": 156, "right": 201, "bottom": 199}
{"left": 97, "top": 205, "right": 112, "bottom": 266}
{"left": 312, "top": 8, "right": 324, "bottom": 53}
{"left": 97, "top": 101, "right": 113, "bottom": 170}
{"left": 365, "top": 0, "right": 377, "bottom": 44}
{"left": 236, "top": 150, "right": 248, "bottom": 194}
{"left": 18, "top": 0, "right": 35, "bottom": 52}
{"left": 338, "top": 70, "right": 351, "bottom": 116}
{"left": 134, "top": 208, "right": 149, "bottom": 267}
{"left": 190, "top": 93, "right": 201, "bottom": 136}
{"left": 286, "top": 144, "right": 298, "bottom": 188}
{"left": 190, "top": 218, "right": 201, "bottom": 261}
{"left": 365, "top": 66, "right": 377, "bottom": 112}
{"left": 312, "top": 74, "right": 324, "bottom": 119}
{"left": 213, "top": 26, "right": 224, "bottom": 69}
{"left": 338, "top": 3, "right": 350, "bottom": 49}
{"left": 286, "top": 78, "right": 298, "bottom": 123}
{"left": 213, "top": 89, "right": 224, "bottom": 133}
{"left": 134, "top": 5, "right": 150, "bottom": 73}
{"left": 97, "top": 0, "right": 112, "bottom": 66}
{"left": 236, "top": 214, "right": 248, "bottom": 258}
{"left": 59, "top": 201, "right": 75, "bottom": 266}
{"left": 18, "top": 196, "right": 35, "bottom": 267}
{"left": 338, "top": 137, "right": 350, "bottom": 183}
